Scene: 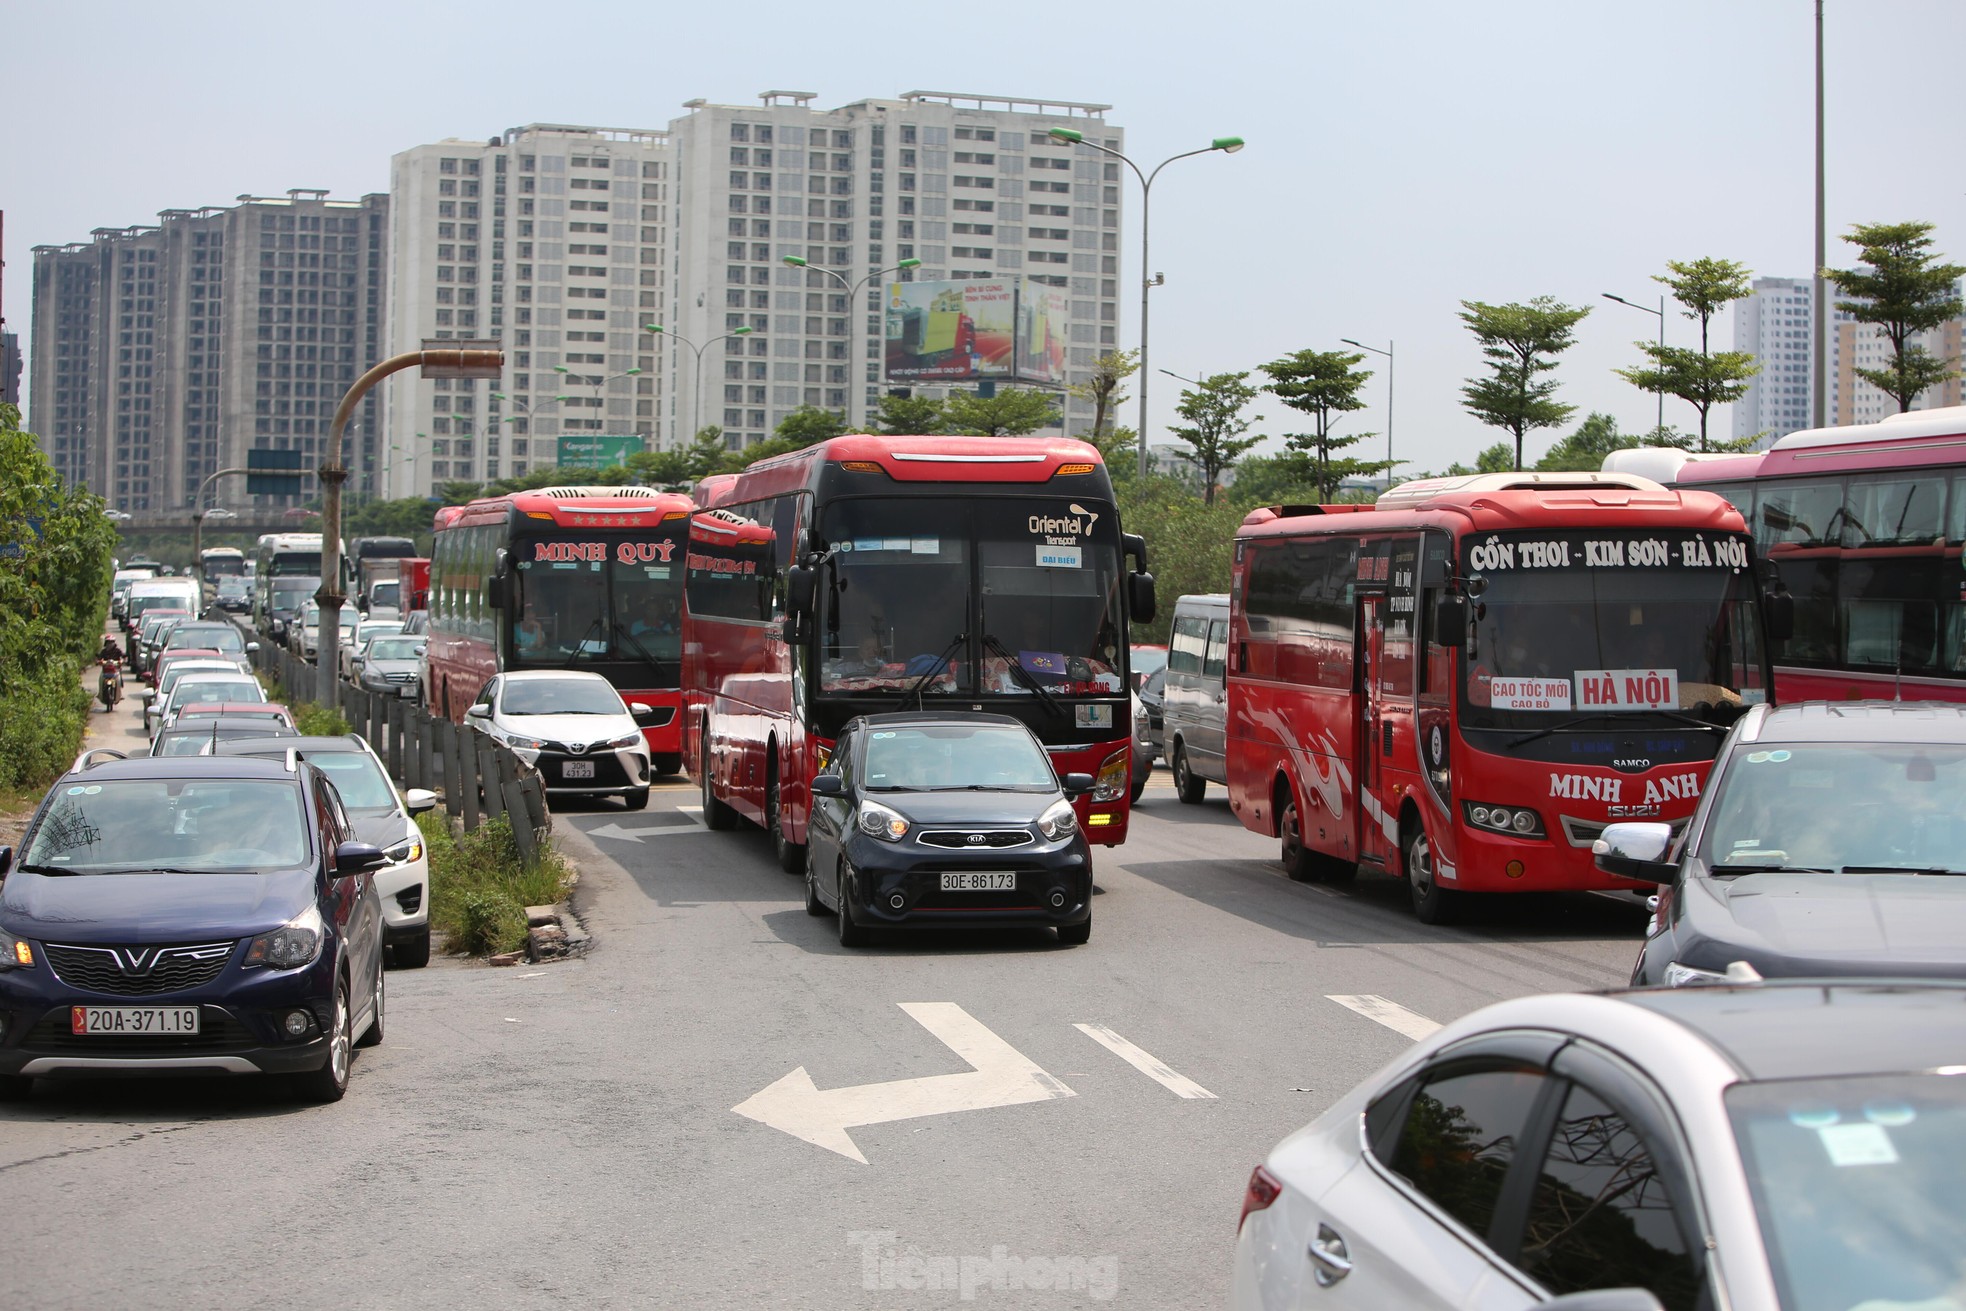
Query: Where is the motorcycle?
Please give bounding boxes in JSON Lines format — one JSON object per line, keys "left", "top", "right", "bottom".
{"left": 97, "top": 659, "right": 123, "bottom": 712}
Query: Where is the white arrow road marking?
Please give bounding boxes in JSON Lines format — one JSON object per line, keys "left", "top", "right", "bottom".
{"left": 732, "top": 1002, "right": 1075, "bottom": 1164}
{"left": 1326, "top": 994, "right": 1443, "bottom": 1041}
{"left": 585, "top": 820, "right": 703, "bottom": 843}
{"left": 1072, "top": 1024, "right": 1216, "bottom": 1099}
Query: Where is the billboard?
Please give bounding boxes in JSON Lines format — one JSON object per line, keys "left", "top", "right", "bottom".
{"left": 556, "top": 434, "right": 643, "bottom": 470}
{"left": 883, "top": 278, "right": 1069, "bottom": 384}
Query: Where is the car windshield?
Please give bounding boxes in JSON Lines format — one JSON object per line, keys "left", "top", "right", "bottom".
{"left": 367, "top": 637, "right": 424, "bottom": 660}
{"left": 170, "top": 626, "right": 244, "bottom": 653}
{"left": 499, "top": 679, "right": 624, "bottom": 717}
{"left": 1728, "top": 1073, "right": 1966, "bottom": 1311}
{"left": 172, "top": 679, "right": 263, "bottom": 707}
{"left": 22, "top": 780, "right": 309, "bottom": 872}
{"left": 156, "top": 727, "right": 286, "bottom": 757}
{"left": 861, "top": 724, "right": 1056, "bottom": 791}
{"left": 298, "top": 752, "right": 396, "bottom": 812}
{"left": 158, "top": 664, "right": 234, "bottom": 698}
{"left": 1697, "top": 742, "right": 1966, "bottom": 873}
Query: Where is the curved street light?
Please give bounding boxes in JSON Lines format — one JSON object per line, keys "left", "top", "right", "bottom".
{"left": 644, "top": 323, "right": 753, "bottom": 448}
{"left": 1050, "top": 127, "right": 1244, "bottom": 478}
{"left": 1602, "top": 293, "right": 1666, "bottom": 435}
{"left": 780, "top": 257, "right": 922, "bottom": 432}
{"left": 1339, "top": 338, "right": 1395, "bottom": 479}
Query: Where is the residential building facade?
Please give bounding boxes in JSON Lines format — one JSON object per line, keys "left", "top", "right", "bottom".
{"left": 29, "top": 189, "right": 388, "bottom": 509}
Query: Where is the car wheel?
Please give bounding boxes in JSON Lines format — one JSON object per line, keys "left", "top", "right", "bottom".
{"left": 700, "top": 732, "right": 738, "bottom": 831}
{"left": 623, "top": 787, "right": 651, "bottom": 812}
{"left": 1405, "top": 821, "right": 1460, "bottom": 926}
{"left": 1129, "top": 774, "right": 1147, "bottom": 804}
{"left": 1280, "top": 788, "right": 1357, "bottom": 885}
{"left": 1057, "top": 913, "right": 1091, "bottom": 946}
{"left": 1173, "top": 744, "right": 1205, "bottom": 804}
{"left": 837, "top": 869, "right": 870, "bottom": 948}
{"left": 804, "top": 849, "right": 829, "bottom": 917}
{"left": 0, "top": 1074, "right": 32, "bottom": 1102}
{"left": 391, "top": 927, "right": 431, "bottom": 970}
{"left": 293, "top": 978, "right": 352, "bottom": 1104}
{"left": 768, "top": 765, "right": 803, "bottom": 875}
{"left": 356, "top": 953, "right": 385, "bottom": 1048}
{"left": 651, "top": 752, "right": 681, "bottom": 777}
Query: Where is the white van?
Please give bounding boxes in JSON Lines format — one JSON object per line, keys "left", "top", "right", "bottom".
{"left": 1163, "top": 594, "right": 1230, "bottom": 803}
{"left": 124, "top": 577, "right": 203, "bottom": 632}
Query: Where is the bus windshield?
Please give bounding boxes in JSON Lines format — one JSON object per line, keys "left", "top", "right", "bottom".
{"left": 815, "top": 497, "right": 1124, "bottom": 696}
{"left": 510, "top": 527, "right": 686, "bottom": 671}
{"left": 1460, "top": 529, "right": 1766, "bottom": 732}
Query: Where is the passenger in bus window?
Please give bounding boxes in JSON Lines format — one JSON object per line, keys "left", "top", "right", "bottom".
{"left": 823, "top": 634, "right": 893, "bottom": 689}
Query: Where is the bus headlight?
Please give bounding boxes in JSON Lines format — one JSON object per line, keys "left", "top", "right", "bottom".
{"left": 1463, "top": 801, "right": 1546, "bottom": 839}
{"left": 1092, "top": 748, "right": 1129, "bottom": 803}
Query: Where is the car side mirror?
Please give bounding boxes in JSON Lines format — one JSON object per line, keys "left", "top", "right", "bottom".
{"left": 629, "top": 703, "right": 656, "bottom": 721}
{"left": 1541, "top": 1292, "right": 1666, "bottom": 1311}
{"left": 811, "top": 774, "right": 846, "bottom": 797}
{"left": 135, "top": 687, "right": 155, "bottom": 702}
{"left": 1431, "top": 593, "right": 1469, "bottom": 647}
{"left": 0, "top": 846, "right": 12, "bottom": 880}
{"left": 403, "top": 788, "right": 438, "bottom": 816}
{"left": 1061, "top": 771, "right": 1095, "bottom": 798}
{"left": 333, "top": 841, "right": 389, "bottom": 875}
{"left": 246, "top": 642, "right": 260, "bottom": 653}
{"left": 1127, "top": 571, "right": 1157, "bottom": 626}
{"left": 1592, "top": 822, "right": 1678, "bottom": 884}
{"left": 466, "top": 704, "right": 492, "bottom": 719}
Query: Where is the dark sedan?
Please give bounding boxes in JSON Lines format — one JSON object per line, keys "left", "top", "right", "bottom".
{"left": 803, "top": 712, "right": 1095, "bottom": 947}
{"left": 1595, "top": 702, "right": 1966, "bottom": 987}
{"left": 0, "top": 753, "right": 387, "bottom": 1103}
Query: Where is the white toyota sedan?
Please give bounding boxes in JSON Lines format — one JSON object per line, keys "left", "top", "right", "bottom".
{"left": 1232, "top": 982, "right": 1966, "bottom": 1311}
{"left": 465, "top": 670, "right": 653, "bottom": 810}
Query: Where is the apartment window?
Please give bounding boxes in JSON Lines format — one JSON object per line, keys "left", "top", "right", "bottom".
{"left": 731, "top": 123, "right": 750, "bottom": 141}
{"left": 440, "top": 157, "right": 458, "bottom": 174}
{"left": 731, "top": 147, "right": 750, "bottom": 165}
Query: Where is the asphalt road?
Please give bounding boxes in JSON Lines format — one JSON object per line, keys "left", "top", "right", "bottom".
{"left": 2, "top": 737, "right": 1649, "bottom": 1309}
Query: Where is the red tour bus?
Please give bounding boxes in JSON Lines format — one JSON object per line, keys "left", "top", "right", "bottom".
{"left": 426, "top": 485, "right": 694, "bottom": 770}
{"left": 683, "top": 434, "right": 1156, "bottom": 872}
{"left": 1226, "top": 472, "right": 1777, "bottom": 924}
{"left": 1606, "top": 406, "right": 1966, "bottom": 703}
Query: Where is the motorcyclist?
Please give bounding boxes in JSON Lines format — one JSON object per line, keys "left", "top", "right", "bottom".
{"left": 98, "top": 635, "right": 125, "bottom": 665}
{"left": 96, "top": 637, "right": 125, "bottom": 709}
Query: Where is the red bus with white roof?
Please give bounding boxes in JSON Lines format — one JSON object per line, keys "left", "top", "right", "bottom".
{"left": 426, "top": 485, "right": 694, "bottom": 770}
{"left": 684, "top": 434, "right": 1156, "bottom": 871}
{"left": 1226, "top": 472, "right": 1778, "bottom": 923}
{"left": 1606, "top": 406, "right": 1966, "bottom": 703}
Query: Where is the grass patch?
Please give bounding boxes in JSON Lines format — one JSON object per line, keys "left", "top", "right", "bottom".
{"left": 419, "top": 811, "right": 572, "bottom": 957}
{"left": 256, "top": 671, "right": 351, "bottom": 735}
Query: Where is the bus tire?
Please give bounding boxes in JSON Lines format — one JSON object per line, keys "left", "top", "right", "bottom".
{"left": 1172, "top": 743, "right": 1205, "bottom": 804}
{"left": 1279, "top": 783, "right": 1356, "bottom": 885}
{"left": 1404, "top": 819, "right": 1460, "bottom": 926}
{"left": 768, "top": 763, "right": 804, "bottom": 874}
{"left": 651, "top": 752, "right": 681, "bottom": 778}
{"left": 701, "top": 733, "right": 738, "bottom": 831}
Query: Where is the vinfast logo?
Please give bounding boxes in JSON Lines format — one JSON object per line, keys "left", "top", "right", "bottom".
{"left": 118, "top": 947, "right": 158, "bottom": 975}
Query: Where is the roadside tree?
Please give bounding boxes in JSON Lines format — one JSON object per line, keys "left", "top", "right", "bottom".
{"left": 1615, "top": 258, "right": 1759, "bottom": 451}
{"left": 1460, "top": 297, "right": 1590, "bottom": 470}
{"left": 1825, "top": 220, "right": 1966, "bottom": 412}
{"left": 1167, "top": 373, "right": 1263, "bottom": 505}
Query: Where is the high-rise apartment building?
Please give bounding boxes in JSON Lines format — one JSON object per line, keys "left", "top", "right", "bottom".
{"left": 29, "top": 189, "right": 389, "bottom": 508}
{"left": 1732, "top": 276, "right": 1962, "bottom": 446}
{"left": 660, "top": 90, "right": 1122, "bottom": 450}
{"left": 382, "top": 125, "right": 672, "bottom": 497}
{"left": 1, "top": 209, "right": 20, "bottom": 408}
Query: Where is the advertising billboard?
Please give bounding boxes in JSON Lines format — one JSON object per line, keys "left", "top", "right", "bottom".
{"left": 883, "top": 280, "right": 1016, "bottom": 382}
{"left": 556, "top": 434, "right": 643, "bottom": 470}
{"left": 1015, "top": 279, "right": 1070, "bottom": 386}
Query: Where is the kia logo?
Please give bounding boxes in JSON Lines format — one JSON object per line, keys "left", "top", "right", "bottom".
{"left": 967, "top": 834, "right": 985, "bottom": 845}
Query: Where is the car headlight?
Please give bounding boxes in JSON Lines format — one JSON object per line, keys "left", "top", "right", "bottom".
{"left": 383, "top": 837, "right": 423, "bottom": 866}
{"left": 1037, "top": 798, "right": 1078, "bottom": 841}
{"left": 244, "top": 904, "right": 326, "bottom": 971}
{"left": 505, "top": 734, "right": 545, "bottom": 752}
{"left": 858, "top": 800, "right": 909, "bottom": 842}
{"left": 1091, "top": 747, "right": 1129, "bottom": 802}
{"left": 1663, "top": 961, "right": 1730, "bottom": 988}
{"left": 607, "top": 732, "right": 644, "bottom": 750}
{"left": 0, "top": 925, "right": 35, "bottom": 971}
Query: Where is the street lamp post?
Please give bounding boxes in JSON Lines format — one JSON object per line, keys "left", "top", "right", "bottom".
{"left": 1050, "top": 127, "right": 1244, "bottom": 479}
{"left": 644, "top": 324, "right": 753, "bottom": 448}
{"left": 550, "top": 365, "right": 644, "bottom": 438}
{"left": 1602, "top": 292, "right": 1666, "bottom": 435}
{"left": 780, "top": 256, "right": 921, "bottom": 431}
{"left": 1339, "top": 338, "right": 1395, "bottom": 479}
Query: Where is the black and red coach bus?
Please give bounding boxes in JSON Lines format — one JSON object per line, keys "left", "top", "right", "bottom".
{"left": 427, "top": 485, "right": 694, "bottom": 770}
{"left": 683, "top": 434, "right": 1156, "bottom": 870}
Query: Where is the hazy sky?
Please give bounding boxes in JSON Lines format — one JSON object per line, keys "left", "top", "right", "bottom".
{"left": 6, "top": 0, "right": 1962, "bottom": 473}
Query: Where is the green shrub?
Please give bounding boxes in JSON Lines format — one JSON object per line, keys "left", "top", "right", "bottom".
{"left": 419, "top": 812, "right": 572, "bottom": 957}
{"left": 294, "top": 702, "right": 351, "bottom": 736}
{"left": 0, "top": 671, "right": 91, "bottom": 792}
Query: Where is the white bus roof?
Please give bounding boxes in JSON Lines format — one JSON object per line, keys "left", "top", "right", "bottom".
{"left": 1771, "top": 404, "right": 1966, "bottom": 451}
{"left": 1376, "top": 470, "right": 1663, "bottom": 511}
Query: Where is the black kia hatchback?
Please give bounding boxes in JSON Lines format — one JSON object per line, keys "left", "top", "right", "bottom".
{"left": 803, "top": 712, "right": 1095, "bottom": 947}
{"left": 0, "top": 749, "right": 387, "bottom": 1102}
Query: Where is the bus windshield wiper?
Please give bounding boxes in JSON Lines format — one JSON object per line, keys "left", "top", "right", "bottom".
{"left": 895, "top": 633, "right": 968, "bottom": 710}
{"left": 981, "top": 634, "right": 1065, "bottom": 719}
{"left": 1841, "top": 865, "right": 1966, "bottom": 876}
{"left": 611, "top": 623, "right": 667, "bottom": 682}
{"left": 564, "top": 613, "right": 605, "bottom": 666}
{"left": 1508, "top": 710, "right": 1725, "bottom": 749}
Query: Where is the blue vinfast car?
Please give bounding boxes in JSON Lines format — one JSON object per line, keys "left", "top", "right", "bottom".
{"left": 0, "top": 750, "right": 387, "bottom": 1103}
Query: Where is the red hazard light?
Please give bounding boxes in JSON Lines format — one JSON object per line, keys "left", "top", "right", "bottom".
{"left": 1238, "top": 1164, "right": 1282, "bottom": 1232}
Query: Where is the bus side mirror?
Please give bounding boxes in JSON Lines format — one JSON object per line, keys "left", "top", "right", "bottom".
{"left": 486, "top": 550, "right": 508, "bottom": 610}
{"left": 784, "top": 565, "right": 815, "bottom": 644}
{"left": 1763, "top": 590, "right": 1794, "bottom": 643}
{"left": 1432, "top": 593, "right": 1469, "bottom": 647}
{"left": 1128, "top": 571, "right": 1157, "bottom": 626}
{"left": 1122, "top": 532, "right": 1149, "bottom": 571}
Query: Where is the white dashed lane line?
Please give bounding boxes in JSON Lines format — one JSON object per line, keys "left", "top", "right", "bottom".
{"left": 1325, "top": 994, "right": 1443, "bottom": 1041}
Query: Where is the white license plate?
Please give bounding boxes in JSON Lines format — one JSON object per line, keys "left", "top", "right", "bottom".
{"left": 400, "top": 686, "right": 419, "bottom": 699}
{"left": 940, "top": 872, "right": 1016, "bottom": 892}
{"left": 561, "top": 760, "right": 596, "bottom": 779}
{"left": 71, "top": 1006, "right": 200, "bottom": 1036}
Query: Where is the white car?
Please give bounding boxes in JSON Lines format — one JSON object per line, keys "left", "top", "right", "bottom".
{"left": 295, "top": 601, "right": 362, "bottom": 659}
{"left": 1231, "top": 982, "right": 1966, "bottom": 1311}
{"left": 211, "top": 735, "right": 437, "bottom": 968}
{"left": 354, "top": 633, "right": 426, "bottom": 700}
{"left": 465, "top": 670, "right": 653, "bottom": 810}
{"left": 349, "top": 618, "right": 404, "bottom": 655}
{"left": 140, "top": 659, "right": 248, "bottom": 734}
{"left": 156, "top": 670, "right": 266, "bottom": 734}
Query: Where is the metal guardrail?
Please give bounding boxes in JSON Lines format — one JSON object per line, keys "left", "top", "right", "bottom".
{"left": 247, "top": 628, "right": 551, "bottom": 865}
